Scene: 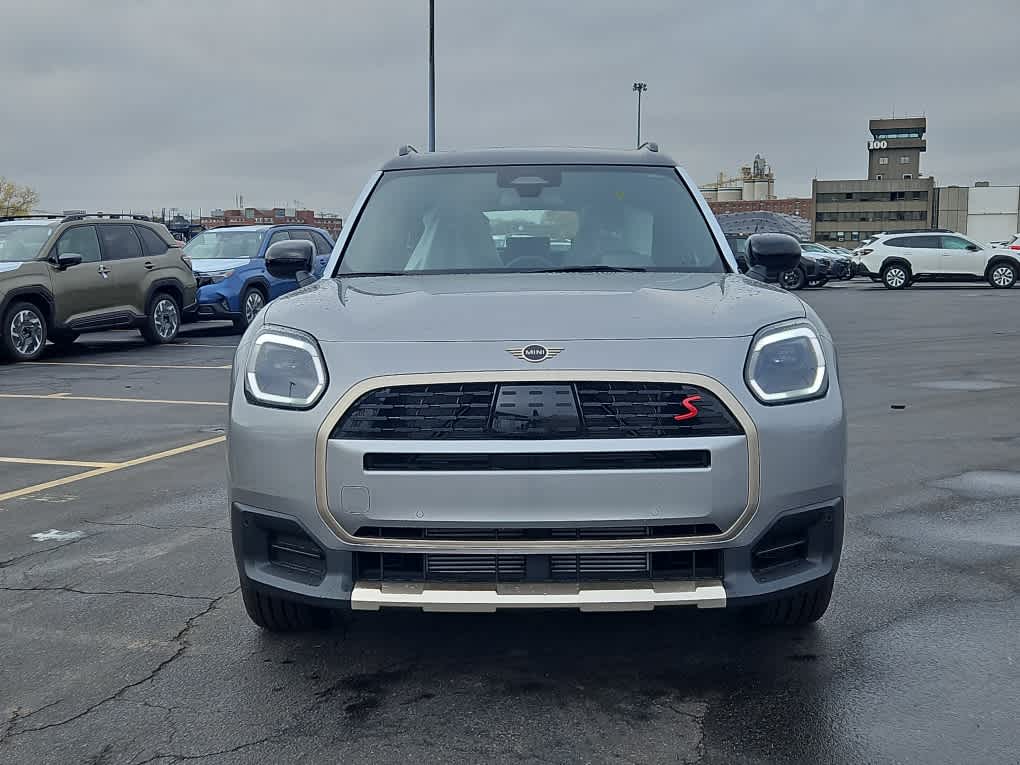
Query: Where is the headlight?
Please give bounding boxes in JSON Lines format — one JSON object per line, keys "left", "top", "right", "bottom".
{"left": 244, "top": 327, "right": 328, "bottom": 409}
{"left": 745, "top": 323, "right": 827, "bottom": 404}
{"left": 204, "top": 269, "right": 234, "bottom": 283}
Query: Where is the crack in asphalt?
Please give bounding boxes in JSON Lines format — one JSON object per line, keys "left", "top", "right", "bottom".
{"left": 82, "top": 519, "right": 228, "bottom": 533}
{"left": 128, "top": 731, "right": 285, "bottom": 765}
{"left": 0, "top": 537, "right": 90, "bottom": 569}
{"left": 0, "top": 585, "right": 240, "bottom": 744}
{"left": 0, "top": 586, "right": 218, "bottom": 601}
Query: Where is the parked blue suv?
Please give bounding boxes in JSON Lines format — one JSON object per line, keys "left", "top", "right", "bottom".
{"left": 184, "top": 225, "right": 334, "bottom": 330}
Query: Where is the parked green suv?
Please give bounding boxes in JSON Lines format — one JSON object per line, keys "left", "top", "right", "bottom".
{"left": 0, "top": 214, "right": 197, "bottom": 361}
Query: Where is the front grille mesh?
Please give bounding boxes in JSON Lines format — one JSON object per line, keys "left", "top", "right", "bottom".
{"left": 332, "top": 382, "right": 742, "bottom": 440}
{"left": 355, "top": 549, "right": 723, "bottom": 583}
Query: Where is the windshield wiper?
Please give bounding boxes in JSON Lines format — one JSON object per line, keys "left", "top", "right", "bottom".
{"left": 535, "top": 265, "right": 648, "bottom": 273}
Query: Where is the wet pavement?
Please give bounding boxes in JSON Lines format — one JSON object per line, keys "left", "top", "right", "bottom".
{"left": 1, "top": 283, "right": 1018, "bottom": 764}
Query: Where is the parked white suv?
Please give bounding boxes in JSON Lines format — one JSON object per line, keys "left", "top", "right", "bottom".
{"left": 857, "top": 231, "right": 1019, "bottom": 289}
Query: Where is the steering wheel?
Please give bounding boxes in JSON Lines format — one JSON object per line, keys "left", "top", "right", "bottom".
{"left": 504, "top": 255, "right": 554, "bottom": 270}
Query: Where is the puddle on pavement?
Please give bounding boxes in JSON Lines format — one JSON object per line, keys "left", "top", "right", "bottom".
{"left": 933, "top": 471, "right": 1020, "bottom": 499}
{"left": 915, "top": 380, "right": 1015, "bottom": 391}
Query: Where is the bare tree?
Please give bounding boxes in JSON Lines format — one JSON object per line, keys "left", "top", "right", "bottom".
{"left": 0, "top": 177, "right": 41, "bottom": 216}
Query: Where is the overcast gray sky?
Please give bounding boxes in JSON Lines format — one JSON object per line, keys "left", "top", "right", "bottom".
{"left": 2, "top": 0, "right": 1017, "bottom": 216}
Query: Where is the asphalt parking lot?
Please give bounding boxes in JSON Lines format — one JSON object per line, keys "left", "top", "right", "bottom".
{"left": 1, "top": 281, "right": 1018, "bottom": 765}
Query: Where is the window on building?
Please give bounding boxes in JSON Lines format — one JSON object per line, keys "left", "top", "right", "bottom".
{"left": 851, "top": 231, "right": 860, "bottom": 240}
{"left": 878, "top": 157, "right": 889, "bottom": 165}
{"left": 899, "top": 156, "right": 911, "bottom": 164}
{"left": 890, "top": 191, "right": 905, "bottom": 201}
{"left": 902, "top": 174, "right": 912, "bottom": 180}
{"left": 875, "top": 174, "right": 883, "bottom": 180}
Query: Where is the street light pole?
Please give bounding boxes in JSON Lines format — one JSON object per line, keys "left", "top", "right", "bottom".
{"left": 427, "top": 0, "right": 436, "bottom": 151}
{"left": 632, "top": 82, "right": 647, "bottom": 148}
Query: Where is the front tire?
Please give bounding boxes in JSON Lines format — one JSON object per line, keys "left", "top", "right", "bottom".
{"left": 1, "top": 301, "right": 48, "bottom": 361}
{"left": 988, "top": 262, "right": 1017, "bottom": 289}
{"left": 240, "top": 581, "right": 330, "bottom": 632}
{"left": 753, "top": 575, "right": 834, "bottom": 627}
{"left": 807, "top": 277, "right": 829, "bottom": 288}
{"left": 881, "top": 263, "right": 911, "bottom": 290}
{"left": 780, "top": 267, "right": 806, "bottom": 290}
{"left": 233, "top": 286, "right": 266, "bottom": 332}
{"left": 141, "top": 292, "right": 181, "bottom": 344}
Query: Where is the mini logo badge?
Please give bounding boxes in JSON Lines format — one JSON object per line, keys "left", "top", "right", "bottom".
{"left": 507, "top": 344, "right": 563, "bottom": 363}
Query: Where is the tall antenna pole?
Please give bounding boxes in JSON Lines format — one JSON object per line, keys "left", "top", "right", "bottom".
{"left": 427, "top": 0, "right": 436, "bottom": 151}
{"left": 632, "top": 82, "right": 647, "bottom": 148}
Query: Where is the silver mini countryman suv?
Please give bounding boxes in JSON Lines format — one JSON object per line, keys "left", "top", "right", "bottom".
{"left": 228, "top": 146, "right": 845, "bottom": 632}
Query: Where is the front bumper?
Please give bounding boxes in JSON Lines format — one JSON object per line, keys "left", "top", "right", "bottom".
{"left": 229, "top": 336, "right": 846, "bottom": 614}
{"left": 232, "top": 499, "right": 843, "bottom": 612}
{"left": 194, "top": 285, "right": 240, "bottom": 320}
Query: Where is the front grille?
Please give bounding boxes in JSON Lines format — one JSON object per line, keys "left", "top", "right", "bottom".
{"left": 355, "top": 549, "right": 723, "bottom": 583}
{"left": 363, "top": 450, "right": 709, "bottom": 471}
{"left": 575, "top": 382, "right": 741, "bottom": 438}
{"left": 332, "top": 382, "right": 742, "bottom": 440}
{"left": 355, "top": 524, "right": 722, "bottom": 540}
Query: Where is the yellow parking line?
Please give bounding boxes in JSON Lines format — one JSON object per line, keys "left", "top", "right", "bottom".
{"left": 0, "top": 436, "right": 226, "bottom": 503}
{"left": 0, "top": 393, "right": 226, "bottom": 407}
{"left": 0, "top": 457, "right": 118, "bottom": 469}
{"left": 24, "top": 361, "right": 231, "bottom": 370}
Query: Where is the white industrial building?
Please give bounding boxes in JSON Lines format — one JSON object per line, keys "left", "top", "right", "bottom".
{"left": 935, "top": 183, "right": 1020, "bottom": 243}
{"left": 700, "top": 154, "right": 776, "bottom": 202}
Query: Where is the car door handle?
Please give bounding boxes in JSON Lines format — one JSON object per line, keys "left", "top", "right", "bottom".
{"left": 97, "top": 265, "right": 110, "bottom": 275}
{"left": 143, "top": 261, "right": 155, "bottom": 270}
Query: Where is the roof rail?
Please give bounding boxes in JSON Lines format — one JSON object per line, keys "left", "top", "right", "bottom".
{"left": 61, "top": 212, "right": 152, "bottom": 223}
{"left": 0, "top": 214, "right": 65, "bottom": 223}
{"left": 637, "top": 141, "right": 659, "bottom": 152}
{"left": 398, "top": 144, "right": 419, "bottom": 156}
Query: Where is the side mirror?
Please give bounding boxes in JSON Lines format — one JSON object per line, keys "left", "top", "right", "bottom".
{"left": 744, "top": 233, "right": 803, "bottom": 283}
{"left": 56, "top": 253, "right": 83, "bottom": 270}
{"left": 965, "top": 244, "right": 980, "bottom": 252}
{"left": 265, "top": 240, "right": 314, "bottom": 279}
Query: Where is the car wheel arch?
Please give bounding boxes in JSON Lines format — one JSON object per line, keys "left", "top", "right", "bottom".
{"left": 1, "top": 287, "right": 55, "bottom": 329}
{"left": 143, "top": 278, "right": 185, "bottom": 314}
{"left": 984, "top": 256, "right": 1018, "bottom": 278}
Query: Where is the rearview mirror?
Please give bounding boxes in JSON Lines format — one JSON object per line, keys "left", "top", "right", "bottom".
{"left": 265, "top": 240, "right": 314, "bottom": 279}
{"left": 56, "top": 253, "right": 83, "bottom": 270}
{"left": 744, "top": 234, "right": 802, "bottom": 283}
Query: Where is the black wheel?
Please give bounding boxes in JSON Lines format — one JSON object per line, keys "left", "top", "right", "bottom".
{"left": 1, "top": 301, "right": 48, "bottom": 362}
{"left": 141, "top": 292, "right": 181, "bottom": 344}
{"left": 752, "top": 575, "right": 834, "bottom": 627}
{"left": 988, "top": 262, "right": 1017, "bottom": 289}
{"left": 780, "top": 266, "right": 806, "bottom": 290}
{"left": 233, "top": 286, "right": 266, "bottom": 331}
{"left": 880, "top": 263, "right": 911, "bottom": 290}
{"left": 241, "top": 581, "right": 330, "bottom": 632}
{"left": 49, "top": 331, "right": 79, "bottom": 350}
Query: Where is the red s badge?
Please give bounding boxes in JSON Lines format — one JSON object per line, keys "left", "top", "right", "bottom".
{"left": 673, "top": 395, "right": 701, "bottom": 421}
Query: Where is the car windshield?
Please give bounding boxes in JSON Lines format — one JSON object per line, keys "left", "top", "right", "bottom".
{"left": 0, "top": 224, "right": 52, "bottom": 262}
{"left": 338, "top": 165, "right": 724, "bottom": 275}
{"left": 183, "top": 230, "right": 264, "bottom": 260}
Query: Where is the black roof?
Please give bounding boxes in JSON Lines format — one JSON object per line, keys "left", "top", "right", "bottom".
{"left": 381, "top": 146, "right": 677, "bottom": 171}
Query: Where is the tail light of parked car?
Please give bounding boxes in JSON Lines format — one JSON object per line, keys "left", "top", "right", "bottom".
{"left": 855, "top": 249, "right": 873, "bottom": 257}
{"left": 1010, "top": 245, "right": 1020, "bottom": 251}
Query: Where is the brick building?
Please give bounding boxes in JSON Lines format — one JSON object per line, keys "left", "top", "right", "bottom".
{"left": 199, "top": 208, "right": 342, "bottom": 238}
{"left": 708, "top": 197, "right": 813, "bottom": 220}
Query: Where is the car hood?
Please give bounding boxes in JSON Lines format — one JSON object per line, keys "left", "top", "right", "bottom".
{"left": 262, "top": 272, "right": 805, "bottom": 343}
{"left": 189, "top": 258, "right": 251, "bottom": 274}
